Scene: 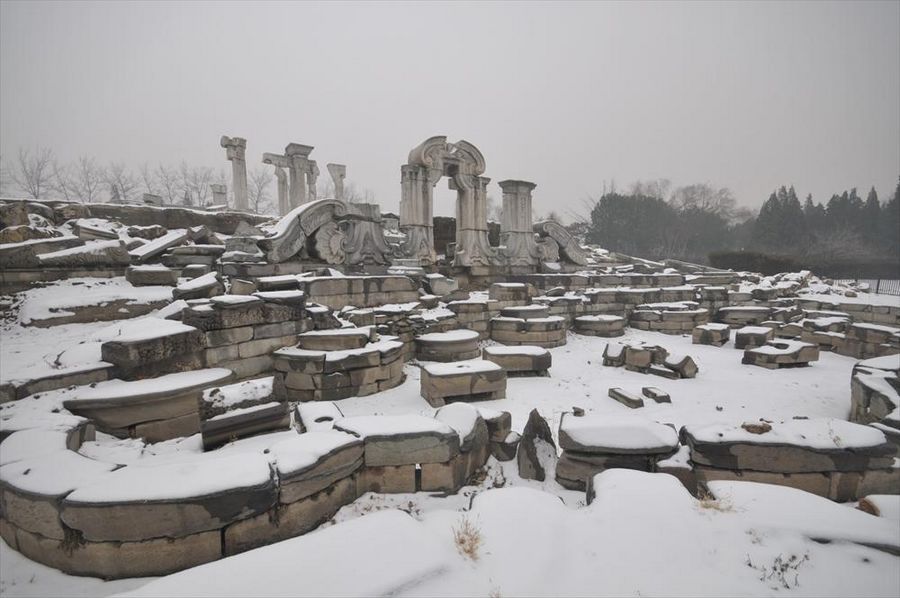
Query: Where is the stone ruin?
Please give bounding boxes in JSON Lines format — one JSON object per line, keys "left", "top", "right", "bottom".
{"left": 0, "top": 134, "right": 899, "bottom": 580}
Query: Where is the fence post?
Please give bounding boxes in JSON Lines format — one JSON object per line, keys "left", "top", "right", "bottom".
{"left": 876, "top": 278, "right": 881, "bottom": 294}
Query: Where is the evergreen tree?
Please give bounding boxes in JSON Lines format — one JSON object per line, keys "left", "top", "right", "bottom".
{"left": 863, "top": 186, "right": 881, "bottom": 240}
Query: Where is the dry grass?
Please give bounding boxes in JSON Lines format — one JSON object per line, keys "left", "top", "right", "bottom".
{"left": 453, "top": 516, "right": 483, "bottom": 561}
{"left": 697, "top": 489, "right": 734, "bottom": 512}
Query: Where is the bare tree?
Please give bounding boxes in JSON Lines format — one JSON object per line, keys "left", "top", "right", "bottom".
{"left": 0, "top": 154, "right": 9, "bottom": 196}
{"left": 248, "top": 167, "right": 274, "bottom": 214}
{"left": 669, "top": 183, "right": 736, "bottom": 219}
{"left": 105, "top": 162, "right": 138, "bottom": 203}
{"left": 72, "top": 156, "right": 105, "bottom": 203}
{"left": 177, "top": 162, "right": 213, "bottom": 207}
{"left": 155, "top": 164, "right": 180, "bottom": 204}
{"left": 138, "top": 163, "right": 158, "bottom": 195}
{"left": 9, "top": 147, "right": 54, "bottom": 198}
{"left": 629, "top": 178, "right": 671, "bottom": 200}
{"left": 50, "top": 159, "right": 76, "bottom": 202}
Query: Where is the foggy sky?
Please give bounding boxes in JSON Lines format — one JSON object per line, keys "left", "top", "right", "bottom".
{"left": 1, "top": 0, "right": 898, "bottom": 219}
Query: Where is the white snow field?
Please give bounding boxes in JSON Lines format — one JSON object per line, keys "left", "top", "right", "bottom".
{"left": 1, "top": 290, "right": 899, "bottom": 597}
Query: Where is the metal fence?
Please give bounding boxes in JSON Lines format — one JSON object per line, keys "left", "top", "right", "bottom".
{"left": 834, "top": 279, "right": 900, "bottom": 296}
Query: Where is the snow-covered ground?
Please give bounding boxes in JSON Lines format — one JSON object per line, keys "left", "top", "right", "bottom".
{"left": 1, "top": 291, "right": 899, "bottom": 597}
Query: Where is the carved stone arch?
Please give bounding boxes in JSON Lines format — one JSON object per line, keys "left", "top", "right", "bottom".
{"left": 399, "top": 136, "right": 501, "bottom": 268}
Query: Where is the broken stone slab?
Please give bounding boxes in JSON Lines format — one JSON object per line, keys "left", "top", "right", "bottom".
{"left": 682, "top": 418, "right": 897, "bottom": 473}
{"left": 717, "top": 306, "right": 772, "bottom": 327}
{"left": 424, "top": 273, "right": 458, "bottom": 296}
{"left": 434, "top": 402, "right": 488, "bottom": 453}
{"left": 297, "top": 327, "right": 374, "bottom": 351}
{"left": 734, "top": 326, "right": 775, "bottom": 349}
{"left": 99, "top": 319, "right": 207, "bottom": 377}
{"left": 692, "top": 323, "right": 730, "bottom": 346}
{"left": 517, "top": 408, "right": 556, "bottom": 481}
{"left": 295, "top": 402, "right": 344, "bottom": 432}
{"left": 64, "top": 368, "right": 232, "bottom": 441}
{"left": 129, "top": 229, "right": 190, "bottom": 263}
{"left": 481, "top": 345, "right": 551, "bottom": 376}
{"left": 491, "top": 431, "right": 521, "bottom": 461}
{"left": 201, "top": 402, "right": 291, "bottom": 451}
{"left": 608, "top": 387, "right": 645, "bottom": 409}
{"left": 556, "top": 451, "right": 656, "bottom": 490}
{"left": 0, "top": 224, "right": 62, "bottom": 244}
{"left": 36, "top": 239, "right": 131, "bottom": 267}
{"left": 419, "top": 360, "right": 507, "bottom": 407}
{"left": 60, "top": 451, "right": 276, "bottom": 542}
{"left": 172, "top": 272, "right": 225, "bottom": 300}
{"left": 558, "top": 413, "right": 679, "bottom": 454}
{"left": 126, "top": 264, "right": 178, "bottom": 287}
{"left": 642, "top": 387, "right": 671, "bottom": 403}
{"left": 333, "top": 414, "right": 460, "bottom": 466}
{"left": 663, "top": 354, "right": 698, "bottom": 378}
{"left": 183, "top": 296, "right": 268, "bottom": 330}
{"left": 0, "top": 236, "right": 83, "bottom": 269}
{"left": 269, "top": 431, "right": 364, "bottom": 503}
{"left": 742, "top": 340, "right": 820, "bottom": 369}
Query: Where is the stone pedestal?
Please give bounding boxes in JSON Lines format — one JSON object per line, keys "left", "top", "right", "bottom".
{"left": 499, "top": 179, "right": 540, "bottom": 267}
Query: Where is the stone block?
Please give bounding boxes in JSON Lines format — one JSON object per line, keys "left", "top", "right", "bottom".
{"left": 356, "top": 464, "right": 416, "bottom": 494}
{"left": 223, "top": 476, "right": 356, "bottom": 557}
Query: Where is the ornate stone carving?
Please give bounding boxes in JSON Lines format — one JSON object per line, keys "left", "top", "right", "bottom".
{"left": 327, "top": 163, "right": 347, "bottom": 201}
{"left": 343, "top": 203, "right": 392, "bottom": 266}
{"left": 534, "top": 221, "right": 588, "bottom": 265}
{"left": 312, "top": 221, "right": 346, "bottom": 265}
{"left": 258, "top": 199, "right": 348, "bottom": 263}
{"left": 220, "top": 136, "right": 248, "bottom": 211}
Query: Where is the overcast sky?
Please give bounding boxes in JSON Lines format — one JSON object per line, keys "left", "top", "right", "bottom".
{"left": 1, "top": 0, "right": 898, "bottom": 219}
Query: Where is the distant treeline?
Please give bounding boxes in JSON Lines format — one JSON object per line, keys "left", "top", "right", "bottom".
{"left": 583, "top": 178, "right": 900, "bottom": 273}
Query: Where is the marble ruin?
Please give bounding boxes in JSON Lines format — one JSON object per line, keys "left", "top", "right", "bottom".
{"left": 0, "top": 132, "right": 898, "bottom": 581}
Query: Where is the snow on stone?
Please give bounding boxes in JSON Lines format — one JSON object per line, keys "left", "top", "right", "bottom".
{"left": 434, "top": 403, "right": 480, "bottom": 442}
{"left": 861, "top": 495, "right": 900, "bottom": 521}
{"left": 422, "top": 360, "right": 502, "bottom": 376}
{"left": 269, "top": 430, "right": 361, "bottom": 475}
{"left": 559, "top": 413, "right": 678, "bottom": 452}
{"left": 36, "top": 239, "right": 121, "bottom": 262}
{"left": 116, "top": 510, "right": 448, "bottom": 598}
{"left": 747, "top": 339, "right": 815, "bottom": 355}
{"left": 206, "top": 401, "right": 281, "bottom": 422}
{"left": 685, "top": 418, "right": 887, "bottom": 449}
{"left": 335, "top": 414, "right": 454, "bottom": 438}
{"left": 0, "top": 450, "right": 118, "bottom": 496}
{"left": 69, "top": 369, "right": 232, "bottom": 403}
{"left": 18, "top": 278, "right": 173, "bottom": 325}
{"left": 65, "top": 451, "right": 272, "bottom": 503}
{"left": 90, "top": 316, "right": 197, "bottom": 343}
{"left": 203, "top": 376, "right": 274, "bottom": 411}
{"left": 0, "top": 428, "right": 72, "bottom": 466}
{"left": 482, "top": 345, "right": 548, "bottom": 356}
{"left": 417, "top": 329, "right": 479, "bottom": 342}
{"left": 175, "top": 271, "right": 218, "bottom": 291}
{"left": 127, "top": 229, "right": 187, "bottom": 260}
{"left": 296, "top": 402, "right": 343, "bottom": 432}
{"left": 209, "top": 294, "right": 260, "bottom": 306}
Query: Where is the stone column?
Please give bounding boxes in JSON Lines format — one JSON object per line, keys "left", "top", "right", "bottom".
{"left": 220, "top": 136, "right": 248, "bottom": 211}
{"left": 327, "top": 163, "right": 347, "bottom": 201}
{"left": 499, "top": 179, "right": 539, "bottom": 266}
{"left": 285, "top": 143, "right": 314, "bottom": 209}
{"left": 453, "top": 174, "right": 500, "bottom": 268}
{"left": 307, "top": 161, "right": 319, "bottom": 202}
{"left": 210, "top": 184, "right": 227, "bottom": 207}
{"left": 399, "top": 164, "right": 436, "bottom": 264}
{"left": 262, "top": 153, "right": 292, "bottom": 215}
